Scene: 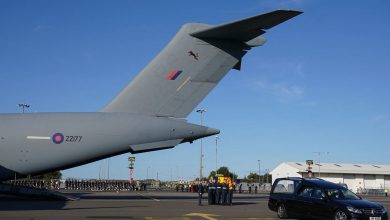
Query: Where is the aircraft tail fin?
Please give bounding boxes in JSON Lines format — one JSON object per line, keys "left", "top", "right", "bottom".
{"left": 102, "top": 10, "right": 302, "bottom": 118}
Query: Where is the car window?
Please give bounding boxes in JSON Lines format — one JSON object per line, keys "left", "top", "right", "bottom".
{"left": 312, "top": 188, "right": 324, "bottom": 199}
{"left": 298, "top": 187, "right": 324, "bottom": 199}
{"left": 273, "top": 179, "right": 295, "bottom": 194}
{"left": 325, "top": 188, "right": 360, "bottom": 200}
{"left": 298, "top": 187, "right": 312, "bottom": 197}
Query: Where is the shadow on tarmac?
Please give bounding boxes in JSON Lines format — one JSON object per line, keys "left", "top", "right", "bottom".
{"left": 0, "top": 191, "right": 262, "bottom": 212}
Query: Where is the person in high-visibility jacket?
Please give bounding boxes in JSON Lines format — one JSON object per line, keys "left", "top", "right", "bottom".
{"left": 228, "top": 178, "right": 234, "bottom": 205}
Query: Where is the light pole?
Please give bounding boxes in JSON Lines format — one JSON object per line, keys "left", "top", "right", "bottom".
{"left": 18, "top": 103, "right": 30, "bottom": 113}
{"left": 196, "top": 109, "right": 206, "bottom": 180}
{"left": 215, "top": 135, "right": 219, "bottom": 173}
{"left": 176, "top": 165, "right": 179, "bottom": 180}
{"left": 128, "top": 157, "right": 135, "bottom": 184}
{"left": 258, "top": 160, "right": 261, "bottom": 185}
{"left": 107, "top": 158, "right": 110, "bottom": 179}
{"left": 313, "top": 152, "right": 329, "bottom": 178}
{"left": 265, "top": 169, "right": 269, "bottom": 183}
{"left": 147, "top": 166, "right": 150, "bottom": 179}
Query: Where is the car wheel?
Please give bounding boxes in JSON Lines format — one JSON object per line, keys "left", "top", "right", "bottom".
{"left": 334, "top": 210, "right": 348, "bottom": 220}
{"left": 277, "top": 204, "right": 288, "bottom": 219}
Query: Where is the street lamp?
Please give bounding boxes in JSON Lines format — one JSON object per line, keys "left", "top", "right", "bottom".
{"left": 265, "top": 169, "right": 270, "bottom": 183}
{"left": 313, "top": 152, "right": 329, "bottom": 178}
{"left": 18, "top": 103, "right": 30, "bottom": 113}
{"left": 108, "top": 158, "right": 110, "bottom": 179}
{"left": 147, "top": 166, "right": 150, "bottom": 180}
{"left": 196, "top": 109, "right": 206, "bottom": 180}
{"left": 215, "top": 135, "right": 219, "bottom": 173}
{"left": 128, "top": 157, "right": 136, "bottom": 184}
{"left": 258, "top": 160, "right": 261, "bottom": 185}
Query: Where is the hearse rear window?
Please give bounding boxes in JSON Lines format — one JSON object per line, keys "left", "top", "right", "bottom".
{"left": 273, "top": 179, "right": 295, "bottom": 194}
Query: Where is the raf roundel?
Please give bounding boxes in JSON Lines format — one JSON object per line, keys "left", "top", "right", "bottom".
{"left": 52, "top": 133, "right": 64, "bottom": 144}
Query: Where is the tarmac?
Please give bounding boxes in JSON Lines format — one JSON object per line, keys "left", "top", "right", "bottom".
{"left": 0, "top": 191, "right": 390, "bottom": 220}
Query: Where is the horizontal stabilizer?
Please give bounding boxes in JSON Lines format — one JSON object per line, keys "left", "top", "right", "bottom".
{"left": 191, "top": 10, "right": 302, "bottom": 42}
{"left": 129, "top": 139, "right": 183, "bottom": 154}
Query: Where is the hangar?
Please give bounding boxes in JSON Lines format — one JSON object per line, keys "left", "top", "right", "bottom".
{"left": 270, "top": 162, "right": 390, "bottom": 193}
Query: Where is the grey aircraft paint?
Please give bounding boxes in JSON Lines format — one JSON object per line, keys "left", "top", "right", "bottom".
{"left": 0, "top": 10, "right": 302, "bottom": 181}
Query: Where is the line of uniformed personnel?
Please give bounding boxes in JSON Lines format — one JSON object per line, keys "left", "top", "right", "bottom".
{"left": 207, "top": 176, "right": 234, "bottom": 205}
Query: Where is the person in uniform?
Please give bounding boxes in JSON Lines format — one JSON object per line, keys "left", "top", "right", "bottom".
{"left": 221, "top": 181, "right": 228, "bottom": 205}
{"left": 215, "top": 179, "right": 222, "bottom": 205}
{"left": 198, "top": 182, "right": 204, "bottom": 206}
{"left": 207, "top": 178, "right": 216, "bottom": 205}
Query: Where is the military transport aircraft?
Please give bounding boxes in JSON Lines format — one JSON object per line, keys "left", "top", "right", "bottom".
{"left": 0, "top": 10, "right": 302, "bottom": 181}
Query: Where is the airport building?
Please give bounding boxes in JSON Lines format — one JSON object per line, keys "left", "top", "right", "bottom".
{"left": 270, "top": 162, "right": 390, "bottom": 192}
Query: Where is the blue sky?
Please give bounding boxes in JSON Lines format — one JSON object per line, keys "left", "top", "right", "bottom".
{"left": 1, "top": 0, "right": 389, "bottom": 180}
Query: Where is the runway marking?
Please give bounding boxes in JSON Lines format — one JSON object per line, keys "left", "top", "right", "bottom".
{"left": 184, "top": 213, "right": 219, "bottom": 220}
{"left": 137, "top": 192, "right": 160, "bottom": 202}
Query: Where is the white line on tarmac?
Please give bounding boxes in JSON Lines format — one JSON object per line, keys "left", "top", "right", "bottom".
{"left": 137, "top": 192, "right": 160, "bottom": 202}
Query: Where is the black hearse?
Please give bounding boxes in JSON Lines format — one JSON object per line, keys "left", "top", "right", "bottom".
{"left": 268, "top": 177, "right": 388, "bottom": 220}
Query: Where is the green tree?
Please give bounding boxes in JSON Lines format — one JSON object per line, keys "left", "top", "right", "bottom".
{"left": 263, "top": 173, "right": 272, "bottom": 183}
{"left": 33, "top": 171, "right": 62, "bottom": 180}
{"left": 243, "top": 172, "right": 272, "bottom": 183}
{"left": 247, "top": 172, "right": 260, "bottom": 182}
{"left": 217, "top": 166, "right": 230, "bottom": 176}
{"left": 208, "top": 171, "right": 217, "bottom": 179}
{"left": 208, "top": 166, "right": 238, "bottom": 180}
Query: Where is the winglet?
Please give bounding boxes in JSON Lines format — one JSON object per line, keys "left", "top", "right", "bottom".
{"left": 190, "top": 10, "right": 303, "bottom": 42}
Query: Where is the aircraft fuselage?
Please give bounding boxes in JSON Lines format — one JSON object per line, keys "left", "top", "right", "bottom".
{"left": 0, "top": 113, "right": 217, "bottom": 180}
